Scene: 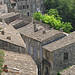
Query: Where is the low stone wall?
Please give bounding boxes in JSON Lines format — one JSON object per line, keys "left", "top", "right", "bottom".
{"left": 0, "top": 39, "right": 26, "bottom": 53}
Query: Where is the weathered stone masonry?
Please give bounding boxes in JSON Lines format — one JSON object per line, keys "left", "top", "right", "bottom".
{"left": 53, "top": 43, "right": 75, "bottom": 75}
{"left": 0, "top": 39, "right": 26, "bottom": 53}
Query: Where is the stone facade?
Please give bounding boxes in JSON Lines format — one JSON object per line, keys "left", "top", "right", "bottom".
{"left": 0, "top": 11, "right": 74, "bottom": 75}
{"left": 0, "top": 4, "right": 8, "bottom": 13}
{"left": 17, "top": 21, "right": 67, "bottom": 75}
{"left": 42, "top": 48, "right": 53, "bottom": 75}
{"left": 53, "top": 43, "right": 75, "bottom": 75}
{"left": 0, "top": 39, "right": 25, "bottom": 53}
{"left": 42, "top": 43, "right": 75, "bottom": 75}
{"left": 42, "top": 32, "right": 75, "bottom": 75}
{"left": 15, "top": 0, "right": 44, "bottom": 15}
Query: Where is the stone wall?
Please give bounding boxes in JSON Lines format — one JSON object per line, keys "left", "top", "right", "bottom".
{"left": 53, "top": 43, "right": 75, "bottom": 75}
{"left": 21, "top": 34, "right": 42, "bottom": 75}
{"left": 21, "top": 34, "right": 42, "bottom": 61}
{"left": 42, "top": 48, "right": 53, "bottom": 75}
{"left": 0, "top": 39, "right": 26, "bottom": 53}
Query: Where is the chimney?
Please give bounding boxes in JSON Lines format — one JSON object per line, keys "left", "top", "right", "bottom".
{"left": 32, "top": 17, "right": 33, "bottom": 24}
{"left": 1, "top": 30, "right": 4, "bottom": 35}
{"left": 60, "top": 28, "right": 63, "bottom": 32}
{"left": 43, "top": 30, "right": 46, "bottom": 34}
{"left": 40, "top": 19, "right": 42, "bottom": 23}
{"left": 7, "top": 36, "right": 11, "bottom": 40}
{"left": 34, "top": 24, "right": 38, "bottom": 32}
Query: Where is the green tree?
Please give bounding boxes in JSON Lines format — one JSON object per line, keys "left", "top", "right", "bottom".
{"left": 33, "top": 12, "right": 73, "bottom": 33}
{"left": 0, "top": 50, "right": 4, "bottom": 75}
{"left": 47, "top": 9, "right": 62, "bottom": 20}
{"left": 33, "top": 12, "right": 43, "bottom": 21}
{"left": 44, "top": 0, "right": 75, "bottom": 31}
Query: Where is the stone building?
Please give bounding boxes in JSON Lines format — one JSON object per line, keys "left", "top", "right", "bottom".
{"left": 0, "top": 12, "right": 38, "bottom": 75}
{"left": 42, "top": 31, "right": 75, "bottom": 75}
{"left": 0, "top": 4, "right": 8, "bottom": 13}
{"left": 13, "top": 0, "right": 44, "bottom": 15}
{"left": 17, "top": 22, "right": 67, "bottom": 75}
{"left": 0, "top": 12, "right": 74, "bottom": 75}
{"left": 0, "top": 0, "right": 44, "bottom": 15}
{"left": 0, "top": 23, "right": 26, "bottom": 53}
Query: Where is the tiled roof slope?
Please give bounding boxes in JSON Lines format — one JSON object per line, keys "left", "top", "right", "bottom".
{"left": 0, "top": 12, "right": 20, "bottom": 19}
{"left": 60, "top": 65, "right": 75, "bottom": 75}
{"left": 17, "top": 22, "right": 65, "bottom": 42}
{"left": 43, "top": 31, "right": 75, "bottom": 52}
{"left": 1, "top": 50, "right": 37, "bottom": 75}
{"left": 0, "top": 23, "right": 26, "bottom": 47}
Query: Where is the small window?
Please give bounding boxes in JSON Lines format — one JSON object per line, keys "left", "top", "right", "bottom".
{"left": 37, "top": 49, "right": 40, "bottom": 59}
{"left": 18, "top": 6, "right": 22, "bottom": 10}
{"left": 45, "top": 67, "right": 49, "bottom": 75}
{"left": 27, "top": 5, "right": 29, "bottom": 9}
{"left": 45, "top": 51, "right": 49, "bottom": 59}
{"left": 29, "top": 38, "right": 30, "bottom": 42}
{"left": 0, "top": 18, "right": 2, "bottom": 22}
{"left": 64, "top": 53, "right": 68, "bottom": 60}
{"left": 31, "top": 46, "right": 33, "bottom": 55}
{"left": 38, "top": 42, "right": 40, "bottom": 45}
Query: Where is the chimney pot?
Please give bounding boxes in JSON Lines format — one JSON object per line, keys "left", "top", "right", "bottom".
{"left": 43, "top": 30, "right": 46, "bottom": 34}
{"left": 34, "top": 24, "right": 38, "bottom": 32}
{"left": 7, "top": 36, "right": 11, "bottom": 40}
{"left": 60, "top": 28, "right": 63, "bottom": 32}
{"left": 1, "top": 30, "right": 4, "bottom": 35}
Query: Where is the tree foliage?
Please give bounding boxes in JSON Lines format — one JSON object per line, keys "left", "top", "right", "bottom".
{"left": 33, "top": 12, "right": 43, "bottom": 21}
{"left": 47, "top": 9, "right": 62, "bottom": 20}
{"left": 33, "top": 10, "right": 73, "bottom": 33}
{"left": 44, "top": 0, "right": 75, "bottom": 31}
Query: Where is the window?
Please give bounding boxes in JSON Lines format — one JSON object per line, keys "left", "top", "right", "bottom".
{"left": 29, "top": 38, "right": 31, "bottom": 42}
{"left": 18, "top": 6, "right": 22, "bottom": 10}
{"left": 37, "top": 49, "right": 40, "bottom": 59}
{"left": 31, "top": 46, "right": 33, "bottom": 55}
{"left": 0, "top": 18, "right": 2, "bottom": 22}
{"left": 45, "top": 67, "right": 49, "bottom": 75}
{"left": 27, "top": 5, "right": 29, "bottom": 9}
{"left": 45, "top": 51, "right": 49, "bottom": 59}
{"left": 23, "top": 5, "right": 26, "bottom": 9}
{"left": 64, "top": 53, "right": 68, "bottom": 60}
{"left": 38, "top": 42, "right": 40, "bottom": 45}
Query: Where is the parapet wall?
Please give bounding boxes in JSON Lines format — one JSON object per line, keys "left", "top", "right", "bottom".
{"left": 0, "top": 39, "right": 26, "bottom": 53}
